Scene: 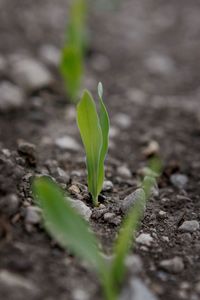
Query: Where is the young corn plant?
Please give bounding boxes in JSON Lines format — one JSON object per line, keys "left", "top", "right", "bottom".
{"left": 33, "top": 175, "right": 153, "bottom": 300}
{"left": 60, "top": 0, "right": 87, "bottom": 101}
{"left": 77, "top": 83, "right": 109, "bottom": 206}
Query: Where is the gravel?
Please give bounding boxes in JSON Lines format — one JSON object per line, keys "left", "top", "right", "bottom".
{"left": 18, "top": 141, "right": 37, "bottom": 165}
{"left": 39, "top": 44, "right": 60, "bottom": 67}
{"left": 178, "top": 220, "right": 199, "bottom": 233}
{"left": 0, "top": 82, "right": 24, "bottom": 112}
{"left": 159, "top": 256, "right": 184, "bottom": 273}
{"left": 67, "top": 198, "right": 92, "bottom": 221}
{"left": 136, "top": 233, "right": 153, "bottom": 246}
{"left": 121, "top": 188, "right": 146, "bottom": 214}
{"left": 170, "top": 174, "right": 188, "bottom": 189}
{"left": 102, "top": 180, "right": 114, "bottom": 192}
{"left": 25, "top": 206, "right": 42, "bottom": 225}
{"left": 11, "top": 56, "right": 53, "bottom": 92}
{"left": 117, "top": 165, "right": 132, "bottom": 178}
{"left": 55, "top": 136, "right": 80, "bottom": 151}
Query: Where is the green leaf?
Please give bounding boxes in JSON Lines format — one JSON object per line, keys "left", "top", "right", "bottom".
{"left": 67, "top": 0, "right": 88, "bottom": 52}
{"left": 110, "top": 189, "right": 146, "bottom": 289}
{"left": 60, "top": 45, "right": 83, "bottom": 101}
{"left": 77, "top": 90, "right": 103, "bottom": 205}
{"left": 32, "top": 176, "right": 104, "bottom": 271}
{"left": 97, "top": 82, "right": 110, "bottom": 195}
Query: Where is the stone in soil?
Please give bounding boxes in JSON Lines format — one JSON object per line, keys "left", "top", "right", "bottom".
{"left": 66, "top": 198, "right": 92, "bottom": 221}
{"left": 25, "top": 206, "right": 42, "bottom": 225}
{"left": 102, "top": 180, "right": 114, "bottom": 192}
{"left": 103, "top": 212, "right": 121, "bottom": 225}
{"left": 114, "top": 113, "right": 132, "bottom": 129}
{"left": 120, "top": 278, "right": 158, "bottom": 300}
{"left": 18, "top": 141, "right": 37, "bottom": 165}
{"left": 117, "top": 165, "right": 132, "bottom": 178}
{"left": 121, "top": 188, "right": 146, "bottom": 214}
{"left": 144, "top": 52, "right": 176, "bottom": 76}
{"left": 159, "top": 256, "right": 184, "bottom": 273}
{"left": 0, "top": 270, "right": 38, "bottom": 296}
{"left": 136, "top": 233, "right": 153, "bottom": 246}
{"left": 142, "top": 140, "right": 160, "bottom": 157}
{"left": 170, "top": 173, "right": 188, "bottom": 189}
{"left": 72, "top": 288, "right": 89, "bottom": 300}
{"left": 39, "top": 44, "right": 60, "bottom": 67}
{"left": 11, "top": 56, "right": 53, "bottom": 92}
{"left": 55, "top": 136, "right": 80, "bottom": 151}
{"left": 0, "top": 81, "right": 24, "bottom": 112}
{"left": 0, "top": 194, "right": 19, "bottom": 216}
{"left": 178, "top": 220, "right": 199, "bottom": 233}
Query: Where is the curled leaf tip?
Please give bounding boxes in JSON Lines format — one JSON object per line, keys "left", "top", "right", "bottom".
{"left": 98, "top": 82, "right": 103, "bottom": 98}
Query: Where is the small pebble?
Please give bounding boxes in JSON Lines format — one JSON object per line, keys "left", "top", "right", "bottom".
{"left": 68, "top": 184, "right": 81, "bottom": 195}
{"left": 0, "top": 194, "right": 19, "bottom": 216}
{"left": 143, "top": 140, "right": 160, "bottom": 157}
{"left": 136, "top": 233, "right": 153, "bottom": 246}
{"left": 161, "top": 236, "right": 169, "bottom": 243}
{"left": 158, "top": 210, "right": 167, "bottom": 219}
{"left": 121, "top": 188, "right": 146, "bottom": 214}
{"left": 72, "top": 289, "right": 89, "bottom": 300}
{"left": 55, "top": 136, "right": 80, "bottom": 151}
{"left": 67, "top": 198, "right": 92, "bottom": 221}
{"left": 117, "top": 165, "right": 132, "bottom": 178}
{"left": 0, "top": 270, "right": 37, "bottom": 293}
{"left": 170, "top": 174, "right": 188, "bottom": 189}
{"left": 25, "top": 206, "right": 42, "bottom": 225}
{"left": 178, "top": 220, "right": 199, "bottom": 233}
{"left": 55, "top": 167, "right": 70, "bottom": 183}
{"left": 11, "top": 56, "right": 53, "bottom": 92}
{"left": 39, "top": 44, "right": 60, "bottom": 67}
{"left": 102, "top": 180, "right": 114, "bottom": 192}
{"left": 114, "top": 113, "right": 132, "bottom": 129}
{"left": 127, "top": 88, "right": 147, "bottom": 105}
{"left": 144, "top": 53, "right": 175, "bottom": 76}
{"left": 18, "top": 141, "right": 36, "bottom": 165}
{"left": 159, "top": 256, "right": 184, "bottom": 273}
{"left": 0, "top": 82, "right": 24, "bottom": 112}
{"left": 103, "top": 212, "right": 121, "bottom": 225}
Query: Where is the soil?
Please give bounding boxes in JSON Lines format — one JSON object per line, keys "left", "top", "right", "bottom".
{"left": 0, "top": 0, "right": 200, "bottom": 300}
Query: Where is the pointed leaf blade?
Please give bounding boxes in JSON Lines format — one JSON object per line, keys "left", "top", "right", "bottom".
{"left": 111, "top": 189, "right": 146, "bottom": 288}
{"left": 97, "top": 83, "right": 110, "bottom": 194}
{"left": 77, "top": 90, "right": 103, "bottom": 204}
{"left": 33, "top": 177, "right": 103, "bottom": 270}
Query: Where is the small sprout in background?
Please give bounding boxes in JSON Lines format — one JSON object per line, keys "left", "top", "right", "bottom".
{"left": 33, "top": 171, "right": 155, "bottom": 300}
{"left": 76, "top": 83, "right": 109, "bottom": 206}
{"left": 60, "top": 0, "right": 88, "bottom": 101}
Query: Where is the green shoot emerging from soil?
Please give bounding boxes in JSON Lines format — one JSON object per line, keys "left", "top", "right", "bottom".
{"left": 33, "top": 174, "right": 154, "bottom": 300}
{"left": 76, "top": 83, "right": 109, "bottom": 206}
{"left": 60, "top": 0, "right": 87, "bottom": 101}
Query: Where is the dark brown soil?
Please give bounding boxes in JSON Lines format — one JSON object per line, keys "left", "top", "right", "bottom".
{"left": 0, "top": 0, "right": 200, "bottom": 300}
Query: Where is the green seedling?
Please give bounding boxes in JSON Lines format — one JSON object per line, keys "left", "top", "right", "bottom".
{"left": 77, "top": 83, "right": 109, "bottom": 206}
{"left": 33, "top": 174, "right": 152, "bottom": 300}
{"left": 60, "top": 0, "right": 87, "bottom": 101}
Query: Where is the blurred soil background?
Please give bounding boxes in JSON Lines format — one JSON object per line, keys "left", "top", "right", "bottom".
{"left": 0, "top": 0, "right": 200, "bottom": 300}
